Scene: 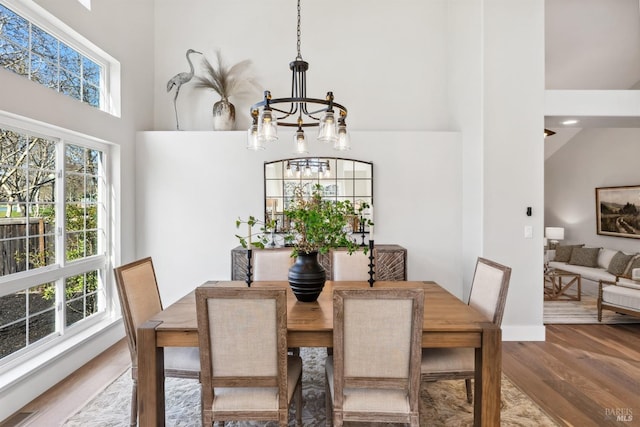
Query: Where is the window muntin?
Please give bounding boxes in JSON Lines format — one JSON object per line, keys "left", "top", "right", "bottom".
{"left": 0, "top": 121, "right": 109, "bottom": 363}
{"left": 0, "top": 3, "right": 103, "bottom": 109}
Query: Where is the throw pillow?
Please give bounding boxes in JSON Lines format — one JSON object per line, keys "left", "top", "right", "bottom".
{"left": 597, "top": 248, "right": 617, "bottom": 269}
{"left": 607, "top": 251, "right": 634, "bottom": 276}
{"left": 622, "top": 254, "right": 640, "bottom": 277}
{"left": 568, "top": 247, "right": 601, "bottom": 267}
{"left": 554, "top": 244, "right": 584, "bottom": 263}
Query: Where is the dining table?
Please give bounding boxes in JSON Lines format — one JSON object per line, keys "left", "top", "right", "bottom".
{"left": 136, "top": 280, "right": 501, "bottom": 427}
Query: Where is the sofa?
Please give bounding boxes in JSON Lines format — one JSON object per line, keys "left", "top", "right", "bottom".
{"left": 547, "top": 244, "right": 640, "bottom": 321}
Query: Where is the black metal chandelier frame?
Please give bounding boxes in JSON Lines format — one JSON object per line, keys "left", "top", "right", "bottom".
{"left": 249, "top": 0, "right": 348, "bottom": 130}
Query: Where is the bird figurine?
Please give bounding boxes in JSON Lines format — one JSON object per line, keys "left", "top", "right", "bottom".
{"left": 166, "top": 48, "right": 202, "bottom": 130}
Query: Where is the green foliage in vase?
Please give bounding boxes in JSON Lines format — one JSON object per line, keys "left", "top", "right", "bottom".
{"left": 284, "top": 184, "right": 372, "bottom": 257}
{"left": 235, "top": 215, "right": 275, "bottom": 250}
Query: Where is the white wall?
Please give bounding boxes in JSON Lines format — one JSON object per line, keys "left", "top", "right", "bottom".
{"left": 545, "top": 128, "right": 640, "bottom": 253}
{"left": 136, "top": 131, "right": 463, "bottom": 306}
{"left": 145, "top": 0, "right": 547, "bottom": 340}
{"left": 480, "top": 0, "right": 545, "bottom": 340}
{"left": 153, "top": 0, "right": 450, "bottom": 132}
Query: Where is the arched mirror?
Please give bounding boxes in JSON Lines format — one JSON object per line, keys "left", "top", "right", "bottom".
{"left": 264, "top": 157, "right": 373, "bottom": 235}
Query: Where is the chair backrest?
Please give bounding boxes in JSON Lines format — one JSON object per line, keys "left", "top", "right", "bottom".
{"left": 195, "top": 287, "right": 289, "bottom": 417}
{"left": 332, "top": 288, "right": 424, "bottom": 420}
{"left": 468, "top": 257, "right": 512, "bottom": 326}
{"left": 252, "top": 248, "right": 294, "bottom": 281}
{"left": 113, "top": 257, "right": 163, "bottom": 364}
{"left": 332, "top": 249, "right": 371, "bottom": 281}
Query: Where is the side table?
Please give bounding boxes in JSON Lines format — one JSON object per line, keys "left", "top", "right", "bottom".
{"left": 544, "top": 269, "right": 581, "bottom": 301}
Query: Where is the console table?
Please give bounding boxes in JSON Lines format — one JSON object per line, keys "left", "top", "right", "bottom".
{"left": 231, "top": 244, "right": 407, "bottom": 281}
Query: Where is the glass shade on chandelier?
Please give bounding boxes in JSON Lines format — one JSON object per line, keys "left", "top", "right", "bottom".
{"left": 294, "top": 128, "right": 308, "bottom": 154}
{"left": 317, "top": 111, "right": 338, "bottom": 143}
{"left": 335, "top": 122, "right": 351, "bottom": 150}
{"left": 246, "top": 122, "right": 264, "bottom": 150}
{"left": 246, "top": 0, "right": 350, "bottom": 152}
{"left": 257, "top": 108, "right": 278, "bottom": 142}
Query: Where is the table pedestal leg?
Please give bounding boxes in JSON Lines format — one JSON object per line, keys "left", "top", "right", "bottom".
{"left": 138, "top": 320, "right": 165, "bottom": 427}
{"left": 474, "top": 325, "right": 501, "bottom": 427}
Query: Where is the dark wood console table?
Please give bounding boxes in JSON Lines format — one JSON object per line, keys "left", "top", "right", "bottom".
{"left": 231, "top": 244, "right": 407, "bottom": 281}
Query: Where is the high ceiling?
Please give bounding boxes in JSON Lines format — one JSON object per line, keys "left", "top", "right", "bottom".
{"left": 544, "top": 0, "right": 640, "bottom": 134}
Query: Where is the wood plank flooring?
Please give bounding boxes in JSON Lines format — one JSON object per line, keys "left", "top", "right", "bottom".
{"left": 2, "top": 324, "right": 639, "bottom": 426}
{"left": 503, "top": 324, "right": 640, "bottom": 427}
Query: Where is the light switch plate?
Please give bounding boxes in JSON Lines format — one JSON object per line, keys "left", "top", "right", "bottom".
{"left": 524, "top": 225, "right": 533, "bottom": 238}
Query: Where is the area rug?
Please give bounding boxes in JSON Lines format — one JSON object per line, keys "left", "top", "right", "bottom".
{"left": 544, "top": 294, "right": 640, "bottom": 324}
{"left": 64, "top": 348, "right": 558, "bottom": 427}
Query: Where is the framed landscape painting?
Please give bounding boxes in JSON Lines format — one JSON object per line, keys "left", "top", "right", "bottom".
{"left": 596, "top": 185, "right": 640, "bottom": 239}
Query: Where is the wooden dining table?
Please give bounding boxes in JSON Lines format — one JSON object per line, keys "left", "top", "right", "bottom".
{"left": 137, "top": 280, "right": 501, "bottom": 427}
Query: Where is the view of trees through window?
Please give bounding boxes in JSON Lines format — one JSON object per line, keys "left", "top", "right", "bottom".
{"left": 0, "top": 125, "right": 106, "bottom": 361}
{"left": 0, "top": 3, "right": 101, "bottom": 108}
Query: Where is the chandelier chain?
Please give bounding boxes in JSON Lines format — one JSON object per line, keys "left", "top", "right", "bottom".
{"left": 296, "top": 0, "right": 302, "bottom": 60}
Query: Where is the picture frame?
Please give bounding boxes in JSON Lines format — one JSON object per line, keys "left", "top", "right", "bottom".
{"left": 595, "top": 185, "right": 640, "bottom": 239}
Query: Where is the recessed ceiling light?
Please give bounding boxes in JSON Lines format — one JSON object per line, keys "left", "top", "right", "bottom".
{"left": 561, "top": 119, "right": 578, "bottom": 125}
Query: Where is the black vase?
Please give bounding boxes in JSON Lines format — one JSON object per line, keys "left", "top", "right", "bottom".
{"left": 288, "top": 251, "right": 326, "bottom": 302}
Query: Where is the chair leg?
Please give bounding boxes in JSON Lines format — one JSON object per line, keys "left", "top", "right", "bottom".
{"left": 325, "top": 372, "right": 332, "bottom": 427}
{"left": 295, "top": 375, "right": 303, "bottom": 426}
{"left": 130, "top": 380, "right": 137, "bottom": 427}
{"left": 465, "top": 379, "right": 473, "bottom": 403}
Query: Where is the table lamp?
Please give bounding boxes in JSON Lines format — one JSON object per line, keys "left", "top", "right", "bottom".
{"left": 545, "top": 227, "right": 565, "bottom": 246}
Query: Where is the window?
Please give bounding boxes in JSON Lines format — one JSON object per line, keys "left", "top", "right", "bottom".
{"left": 0, "top": 0, "right": 121, "bottom": 116}
{"left": 0, "top": 117, "right": 110, "bottom": 363}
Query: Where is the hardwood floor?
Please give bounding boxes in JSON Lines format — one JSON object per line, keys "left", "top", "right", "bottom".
{"left": 2, "top": 324, "right": 639, "bottom": 426}
{"left": 503, "top": 323, "right": 640, "bottom": 427}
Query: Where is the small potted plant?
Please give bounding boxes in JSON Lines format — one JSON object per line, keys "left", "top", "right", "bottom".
{"left": 236, "top": 184, "right": 372, "bottom": 301}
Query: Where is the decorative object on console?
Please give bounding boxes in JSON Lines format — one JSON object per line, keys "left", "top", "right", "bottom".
{"left": 247, "top": 0, "right": 350, "bottom": 152}
{"left": 166, "top": 48, "right": 202, "bottom": 130}
{"left": 596, "top": 185, "right": 640, "bottom": 240}
{"left": 193, "top": 50, "right": 258, "bottom": 131}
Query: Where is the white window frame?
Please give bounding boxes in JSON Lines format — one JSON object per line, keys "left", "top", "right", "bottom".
{"left": 0, "top": 0, "right": 121, "bottom": 117}
{"left": 0, "top": 110, "right": 115, "bottom": 372}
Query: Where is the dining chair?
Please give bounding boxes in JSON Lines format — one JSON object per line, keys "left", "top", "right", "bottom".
{"left": 331, "top": 249, "right": 372, "bottom": 281}
{"left": 114, "top": 257, "right": 200, "bottom": 427}
{"left": 420, "top": 256, "right": 511, "bottom": 403}
{"left": 325, "top": 288, "right": 424, "bottom": 426}
{"left": 195, "top": 286, "right": 303, "bottom": 427}
{"left": 252, "top": 248, "right": 294, "bottom": 281}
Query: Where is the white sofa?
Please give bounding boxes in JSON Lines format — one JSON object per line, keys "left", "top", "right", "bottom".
{"left": 547, "top": 247, "right": 625, "bottom": 293}
{"left": 598, "top": 269, "right": 640, "bottom": 321}
{"left": 547, "top": 245, "right": 640, "bottom": 321}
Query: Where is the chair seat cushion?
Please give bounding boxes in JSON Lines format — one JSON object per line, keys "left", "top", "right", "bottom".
{"left": 325, "top": 356, "right": 410, "bottom": 413}
{"left": 421, "top": 347, "right": 474, "bottom": 375}
{"left": 602, "top": 285, "right": 640, "bottom": 310}
{"left": 211, "top": 355, "right": 302, "bottom": 412}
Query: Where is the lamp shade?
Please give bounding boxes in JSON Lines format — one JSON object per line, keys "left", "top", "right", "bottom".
{"left": 545, "top": 227, "right": 565, "bottom": 241}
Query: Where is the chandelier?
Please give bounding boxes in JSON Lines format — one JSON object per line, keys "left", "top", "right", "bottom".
{"left": 247, "top": 0, "right": 350, "bottom": 152}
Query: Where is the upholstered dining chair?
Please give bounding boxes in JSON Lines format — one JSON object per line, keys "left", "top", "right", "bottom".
{"left": 252, "top": 248, "right": 294, "bottom": 281}
{"left": 325, "top": 288, "right": 425, "bottom": 426}
{"left": 331, "top": 249, "right": 371, "bottom": 281}
{"left": 195, "top": 286, "right": 303, "bottom": 427}
{"left": 114, "top": 257, "right": 200, "bottom": 427}
{"left": 421, "top": 257, "right": 511, "bottom": 403}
